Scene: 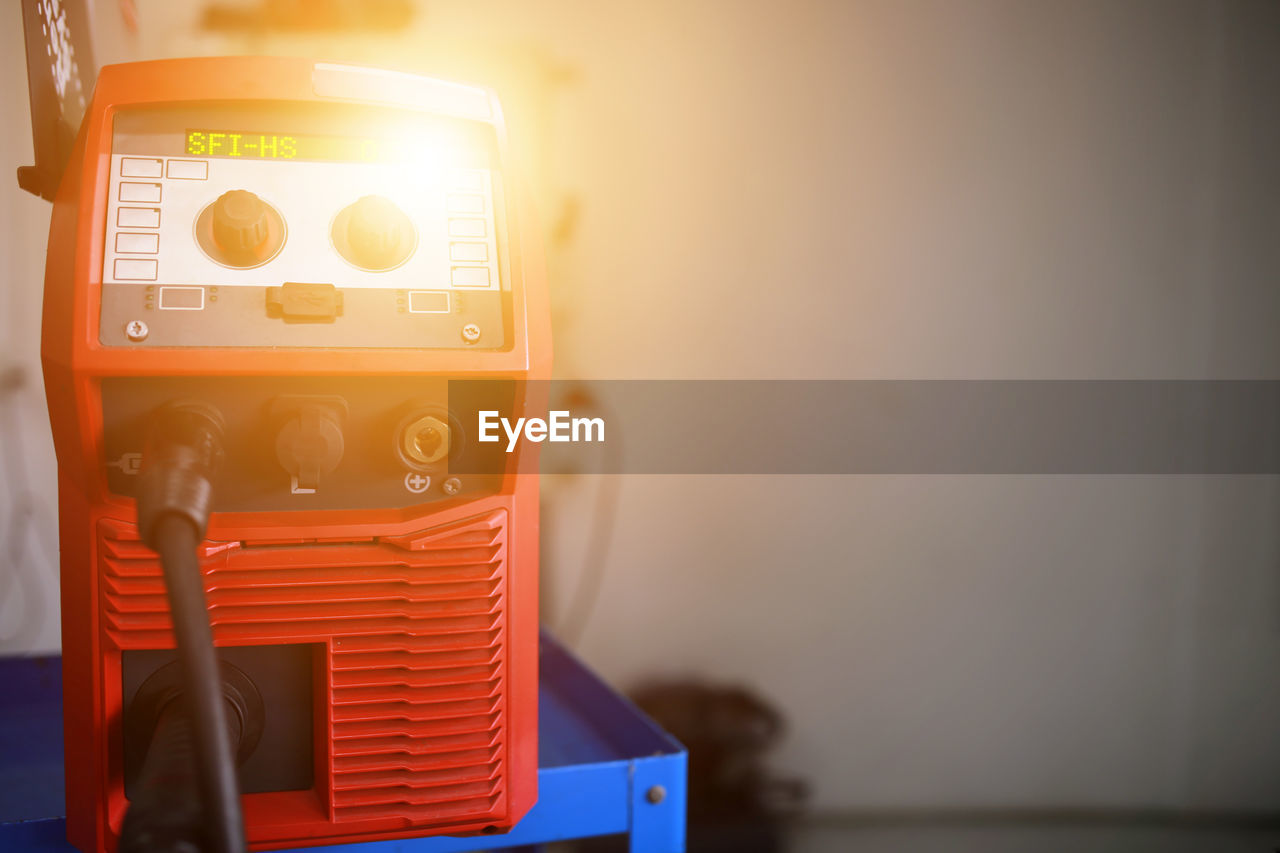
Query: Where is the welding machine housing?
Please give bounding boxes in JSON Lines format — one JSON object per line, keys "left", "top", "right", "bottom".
{"left": 42, "top": 57, "right": 549, "bottom": 851}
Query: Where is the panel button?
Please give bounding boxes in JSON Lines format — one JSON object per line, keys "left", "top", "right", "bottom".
{"left": 408, "top": 291, "right": 450, "bottom": 313}
{"left": 120, "top": 158, "right": 162, "bottom": 178}
{"left": 118, "top": 207, "right": 160, "bottom": 228}
{"left": 158, "top": 286, "right": 205, "bottom": 310}
{"left": 450, "top": 242, "right": 488, "bottom": 262}
{"left": 446, "top": 193, "right": 484, "bottom": 214}
{"left": 114, "top": 259, "right": 158, "bottom": 280}
{"left": 451, "top": 266, "right": 490, "bottom": 287}
{"left": 167, "top": 159, "right": 208, "bottom": 180}
{"left": 448, "top": 218, "right": 486, "bottom": 238}
{"left": 449, "top": 170, "right": 486, "bottom": 191}
{"left": 267, "top": 282, "right": 344, "bottom": 322}
{"left": 119, "top": 182, "right": 162, "bottom": 203}
{"left": 115, "top": 232, "right": 159, "bottom": 253}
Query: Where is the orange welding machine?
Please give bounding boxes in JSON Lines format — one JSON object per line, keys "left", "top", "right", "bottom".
{"left": 41, "top": 57, "right": 549, "bottom": 852}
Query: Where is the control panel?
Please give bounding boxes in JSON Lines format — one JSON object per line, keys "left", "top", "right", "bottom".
{"left": 99, "top": 104, "right": 510, "bottom": 349}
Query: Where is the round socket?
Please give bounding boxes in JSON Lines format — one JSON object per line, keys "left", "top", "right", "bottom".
{"left": 275, "top": 406, "right": 344, "bottom": 491}
{"left": 401, "top": 415, "right": 451, "bottom": 466}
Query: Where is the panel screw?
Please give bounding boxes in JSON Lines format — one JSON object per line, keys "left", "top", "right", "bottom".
{"left": 646, "top": 785, "right": 666, "bottom": 805}
{"left": 461, "top": 323, "right": 481, "bottom": 343}
{"left": 442, "top": 477, "right": 462, "bottom": 495}
{"left": 125, "top": 320, "right": 149, "bottom": 342}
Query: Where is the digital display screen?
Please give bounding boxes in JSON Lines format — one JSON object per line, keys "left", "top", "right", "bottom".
{"left": 185, "top": 129, "right": 383, "bottom": 162}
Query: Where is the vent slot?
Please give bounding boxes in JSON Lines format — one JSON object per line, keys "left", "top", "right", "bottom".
{"left": 98, "top": 509, "right": 510, "bottom": 827}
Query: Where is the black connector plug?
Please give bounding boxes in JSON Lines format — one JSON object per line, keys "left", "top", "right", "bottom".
{"left": 136, "top": 403, "right": 225, "bottom": 546}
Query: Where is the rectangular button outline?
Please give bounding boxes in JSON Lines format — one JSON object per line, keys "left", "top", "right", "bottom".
{"left": 166, "top": 159, "right": 208, "bottom": 180}
{"left": 115, "top": 232, "right": 160, "bottom": 254}
{"left": 407, "top": 290, "right": 451, "bottom": 314}
{"left": 118, "top": 182, "right": 162, "bottom": 203}
{"left": 448, "top": 169, "right": 486, "bottom": 192}
{"left": 446, "top": 192, "right": 485, "bottom": 214}
{"left": 117, "top": 207, "right": 161, "bottom": 228}
{"left": 120, "top": 158, "right": 162, "bottom": 178}
{"left": 449, "top": 242, "right": 489, "bottom": 262}
{"left": 158, "top": 285, "right": 205, "bottom": 311}
{"left": 448, "top": 218, "right": 486, "bottom": 238}
{"left": 113, "top": 258, "right": 158, "bottom": 281}
{"left": 450, "top": 266, "right": 491, "bottom": 287}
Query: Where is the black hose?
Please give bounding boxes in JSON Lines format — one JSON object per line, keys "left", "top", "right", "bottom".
{"left": 152, "top": 514, "right": 246, "bottom": 853}
{"left": 125, "top": 403, "right": 246, "bottom": 853}
{"left": 119, "top": 692, "right": 243, "bottom": 853}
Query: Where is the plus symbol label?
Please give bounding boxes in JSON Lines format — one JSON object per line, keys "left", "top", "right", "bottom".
{"left": 403, "top": 472, "right": 430, "bottom": 494}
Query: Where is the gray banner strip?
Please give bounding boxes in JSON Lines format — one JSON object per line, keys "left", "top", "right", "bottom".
{"left": 447, "top": 381, "right": 1280, "bottom": 474}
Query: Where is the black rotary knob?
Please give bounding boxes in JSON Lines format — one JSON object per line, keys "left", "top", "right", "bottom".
{"left": 349, "top": 196, "right": 402, "bottom": 257}
{"left": 334, "top": 195, "right": 416, "bottom": 271}
{"left": 211, "top": 189, "right": 270, "bottom": 253}
{"left": 195, "top": 190, "right": 285, "bottom": 268}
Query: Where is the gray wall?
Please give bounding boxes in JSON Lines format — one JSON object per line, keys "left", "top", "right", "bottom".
{"left": 1, "top": 0, "right": 1277, "bottom": 815}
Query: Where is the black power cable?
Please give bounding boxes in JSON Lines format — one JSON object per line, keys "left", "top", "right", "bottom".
{"left": 120, "top": 695, "right": 227, "bottom": 853}
{"left": 557, "top": 388, "right": 622, "bottom": 646}
{"left": 128, "top": 404, "right": 246, "bottom": 853}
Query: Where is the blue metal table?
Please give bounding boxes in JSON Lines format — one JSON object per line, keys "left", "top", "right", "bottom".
{"left": 0, "top": 632, "right": 686, "bottom": 852}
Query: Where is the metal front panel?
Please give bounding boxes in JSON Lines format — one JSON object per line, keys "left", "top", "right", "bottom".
{"left": 99, "top": 104, "right": 511, "bottom": 349}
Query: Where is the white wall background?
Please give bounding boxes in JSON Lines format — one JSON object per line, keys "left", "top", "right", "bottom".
{"left": 1, "top": 0, "right": 1277, "bottom": 817}
{"left": 0, "top": 6, "right": 59, "bottom": 654}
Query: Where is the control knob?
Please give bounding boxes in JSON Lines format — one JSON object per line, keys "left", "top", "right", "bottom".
{"left": 333, "top": 195, "right": 416, "bottom": 271}
{"left": 196, "top": 189, "right": 286, "bottom": 268}
{"left": 212, "top": 189, "right": 269, "bottom": 253}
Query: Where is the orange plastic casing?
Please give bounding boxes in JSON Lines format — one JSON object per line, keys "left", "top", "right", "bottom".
{"left": 41, "top": 57, "right": 549, "bottom": 852}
